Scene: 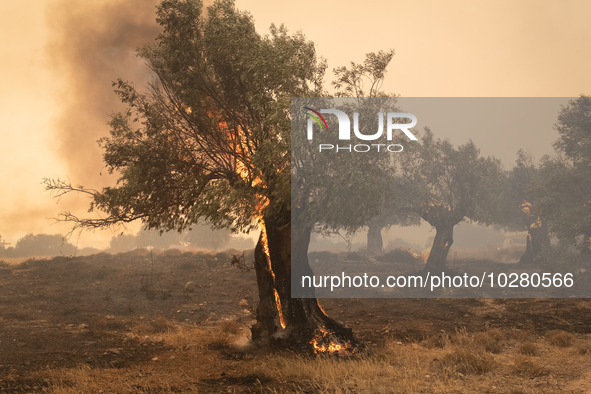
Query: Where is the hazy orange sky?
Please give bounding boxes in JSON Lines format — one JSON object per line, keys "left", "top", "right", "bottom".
{"left": 1, "top": 0, "right": 590, "bottom": 249}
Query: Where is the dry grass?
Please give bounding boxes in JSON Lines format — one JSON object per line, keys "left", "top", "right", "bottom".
{"left": 5, "top": 252, "right": 591, "bottom": 393}
{"left": 87, "top": 316, "right": 109, "bottom": 334}
{"left": 219, "top": 319, "right": 243, "bottom": 335}
{"left": 151, "top": 315, "right": 172, "bottom": 333}
{"left": 472, "top": 328, "right": 506, "bottom": 354}
{"left": 208, "top": 330, "right": 231, "bottom": 350}
{"left": 257, "top": 343, "right": 442, "bottom": 393}
{"left": 421, "top": 331, "right": 449, "bottom": 349}
{"left": 47, "top": 364, "right": 200, "bottom": 394}
{"left": 518, "top": 341, "right": 539, "bottom": 356}
{"left": 512, "top": 356, "right": 548, "bottom": 377}
{"left": 36, "top": 325, "right": 591, "bottom": 393}
{"left": 545, "top": 329, "right": 574, "bottom": 347}
{"left": 436, "top": 348, "right": 495, "bottom": 375}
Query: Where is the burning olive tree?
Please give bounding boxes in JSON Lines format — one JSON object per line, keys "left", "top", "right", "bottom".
{"left": 396, "top": 129, "right": 503, "bottom": 271}
{"left": 44, "top": 0, "right": 369, "bottom": 351}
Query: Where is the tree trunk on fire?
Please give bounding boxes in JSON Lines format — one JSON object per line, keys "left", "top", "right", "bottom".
{"left": 519, "top": 222, "right": 550, "bottom": 265}
{"left": 367, "top": 222, "right": 384, "bottom": 255}
{"left": 425, "top": 224, "right": 454, "bottom": 272}
{"left": 251, "top": 231, "right": 279, "bottom": 342}
{"left": 250, "top": 207, "right": 356, "bottom": 351}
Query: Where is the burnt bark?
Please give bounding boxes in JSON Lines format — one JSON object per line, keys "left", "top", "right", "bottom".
{"left": 285, "top": 222, "right": 354, "bottom": 348}
{"left": 425, "top": 224, "right": 454, "bottom": 272}
{"left": 367, "top": 222, "right": 384, "bottom": 255}
{"left": 519, "top": 222, "right": 550, "bottom": 265}
{"left": 250, "top": 206, "right": 355, "bottom": 351}
{"left": 250, "top": 231, "right": 278, "bottom": 342}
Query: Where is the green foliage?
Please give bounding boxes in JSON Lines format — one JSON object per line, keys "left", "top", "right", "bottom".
{"left": 291, "top": 97, "right": 394, "bottom": 236}
{"left": 47, "top": 0, "right": 326, "bottom": 235}
{"left": 333, "top": 50, "right": 395, "bottom": 97}
{"left": 397, "top": 129, "right": 504, "bottom": 228}
{"left": 536, "top": 239, "right": 590, "bottom": 273}
{"left": 334, "top": 51, "right": 417, "bottom": 231}
{"left": 554, "top": 95, "right": 591, "bottom": 166}
{"left": 292, "top": 51, "right": 411, "bottom": 239}
{"left": 534, "top": 96, "right": 591, "bottom": 244}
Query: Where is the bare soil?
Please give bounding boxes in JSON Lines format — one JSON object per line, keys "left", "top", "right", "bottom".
{"left": 1, "top": 250, "right": 591, "bottom": 393}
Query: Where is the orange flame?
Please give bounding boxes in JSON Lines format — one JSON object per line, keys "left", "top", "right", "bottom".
{"left": 310, "top": 326, "right": 353, "bottom": 355}
{"left": 273, "top": 289, "right": 286, "bottom": 329}
{"left": 402, "top": 248, "right": 429, "bottom": 263}
{"left": 258, "top": 206, "right": 286, "bottom": 329}
{"left": 317, "top": 300, "right": 327, "bottom": 315}
{"left": 223, "top": 120, "right": 286, "bottom": 330}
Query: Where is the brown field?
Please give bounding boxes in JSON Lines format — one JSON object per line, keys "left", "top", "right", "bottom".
{"left": 1, "top": 251, "right": 591, "bottom": 393}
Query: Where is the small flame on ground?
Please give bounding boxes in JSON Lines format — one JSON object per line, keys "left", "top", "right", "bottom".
{"left": 402, "top": 248, "right": 429, "bottom": 263}
{"left": 310, "top": 326, "right": 353, "bottom": 355}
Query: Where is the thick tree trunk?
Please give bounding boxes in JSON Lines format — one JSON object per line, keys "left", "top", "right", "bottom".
{"left": 285, "top": 222, "right": 355, "bottom": 350}
{"left": 250, "top": 231, "right": 279, "bottom": 342}
{"left": 366, "top": 222, "right": 384, "bottom": 255}
{"left": 250, "top": 208, "right": 356, "bottom": 352}
{"left": 425, "top": 224, "right": 454, "bottom": 272}
{"left": 519, "top": 222, "right": 550, "bottom": 265}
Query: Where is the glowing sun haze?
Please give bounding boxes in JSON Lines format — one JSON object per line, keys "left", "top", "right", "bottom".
{"left": 1, "top": 0, "right": 590, "bottom": 248}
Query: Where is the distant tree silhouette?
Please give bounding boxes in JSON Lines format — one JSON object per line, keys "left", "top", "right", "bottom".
{"left": 11, "top": 233, "right": 76, "bottom": 257}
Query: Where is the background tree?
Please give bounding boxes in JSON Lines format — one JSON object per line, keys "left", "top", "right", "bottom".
{"left": 290, "top": 91, "right": 396, "bottom": 349}
{"left": 109, "top": 234, "right": 141, "bottom": 254}
{"left": 534, "top": 96, "right": 591, "bottom": 255}
{"left": 397, "top": 129, "right": 503, "bottom": 271}
{"left": 45, "top": 0, "right": 364, "bottom": 350}
{"left": 0, "top": 235, "right": 8, "bottom": 258}
{"left": 365, "top": 179, "right": 419, "bottom": 255}
{"left": 330, "top": 50, "right": 419, "bottom": 255}
{"left": 181, "top": 224, "right": 254, "bottom": 250}
{"left": 9, "top": 233, "right": 77, "bottom": 258}
{"left": 108, "top": 225, "right": 249, "bottom": 252}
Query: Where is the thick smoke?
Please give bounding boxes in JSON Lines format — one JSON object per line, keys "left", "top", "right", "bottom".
{"left": 47, "top": 0, "right": 161, "bottom": 186}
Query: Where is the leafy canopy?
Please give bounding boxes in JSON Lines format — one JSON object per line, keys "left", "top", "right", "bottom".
{"left": 397, "top": 129, "right": 503, "bottom": 229}
{"left": 47, "top": 0, "right": 326, "bottom": 234}
{"left": 534, "top": 96, "right": 591, "bottom": 242}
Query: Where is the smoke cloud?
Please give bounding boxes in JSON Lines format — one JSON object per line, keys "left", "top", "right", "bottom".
{"left": 47, "top": 0, "right": 161, "bottom": 186}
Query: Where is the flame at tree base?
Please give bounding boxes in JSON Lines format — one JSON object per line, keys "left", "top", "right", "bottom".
{"left": 403, "top": 248, "right": 430, "bottom": 263}
{"left": 310, "top": 325, "right": 356, "bottom": 355}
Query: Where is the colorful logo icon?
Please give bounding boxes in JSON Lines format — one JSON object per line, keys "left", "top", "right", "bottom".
{"left": 303, "top": 107, "right": 328, "bottom": 132}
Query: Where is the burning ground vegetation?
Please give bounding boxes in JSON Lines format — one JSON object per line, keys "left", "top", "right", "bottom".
{"left": 2, "top": 250, "right": 591, "bottom": 392}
